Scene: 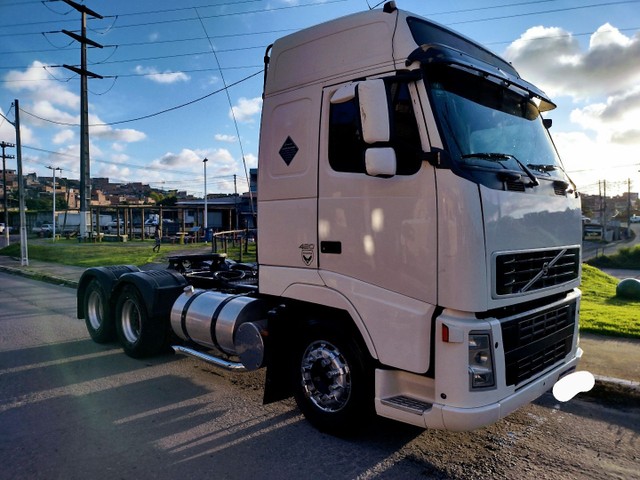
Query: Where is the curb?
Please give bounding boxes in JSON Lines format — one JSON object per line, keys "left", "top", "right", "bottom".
{"left": 0, "top": 264, "right": 79, "bottom": 289}
{"left": 587, "top": 374, "right": 640, "bottom": 406}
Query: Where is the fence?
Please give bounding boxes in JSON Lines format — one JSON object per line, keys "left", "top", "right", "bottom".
{"left": 211, "top": 229, "right": 256, "bottom": 262}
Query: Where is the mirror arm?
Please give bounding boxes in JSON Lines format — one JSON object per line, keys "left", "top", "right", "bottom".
{"left": 423, "top": 148, "right": 451, "bottom": 168}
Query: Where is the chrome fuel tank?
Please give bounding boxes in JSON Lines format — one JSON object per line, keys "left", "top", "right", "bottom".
{"left": 170, "top": 287, "right": 267, "bottom": 355}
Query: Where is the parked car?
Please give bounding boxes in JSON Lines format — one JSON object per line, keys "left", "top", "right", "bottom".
{"left": 630, "top": 215, "right": 640, "bottom": 223}
{"left": 32, "top": 223, "right": 54, "bottom": 236}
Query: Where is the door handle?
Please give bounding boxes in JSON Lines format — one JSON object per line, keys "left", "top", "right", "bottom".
{"left": 320, "top": 241, "right": 342, "bottom": 254}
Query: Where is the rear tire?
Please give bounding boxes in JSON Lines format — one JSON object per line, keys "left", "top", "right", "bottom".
{"left": 292, "top": 325, "right": 374, "bottom": 435}
{"left": 115, "top": 284, "right": 166, "bottom": 358}
{"left": 84, "top": 279, "right": 114, "bottom": 343}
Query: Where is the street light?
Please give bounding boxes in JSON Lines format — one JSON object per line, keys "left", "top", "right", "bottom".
{"left": 47, "top": 165, "right": 62, "bottom": 241}
{"left": 203, "top": 157, "right": 208, "bottom": 242}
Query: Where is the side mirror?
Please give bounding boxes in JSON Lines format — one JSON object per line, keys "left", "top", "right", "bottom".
{"left": 365, "top": 148, "right": 396, "bottom": 177}
{"left": 330, "top": 83, "right": 356, "bottom": 104}
{"left": 357, "top": 79, "right": 391, "bottom": 143}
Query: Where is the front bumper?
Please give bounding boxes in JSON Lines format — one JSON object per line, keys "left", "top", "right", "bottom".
{"left": 375, "top": 348, "right": 582, "bottom": 431}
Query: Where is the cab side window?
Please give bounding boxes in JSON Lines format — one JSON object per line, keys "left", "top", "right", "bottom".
{"left": 328, "top": 81, "right": 422, "bottom": 175}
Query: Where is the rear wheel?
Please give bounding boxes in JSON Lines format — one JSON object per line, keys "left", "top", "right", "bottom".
{"left": 293, "top": 325, "right": 374, "bottom": 435}
{"left": 84, "top": 279, "right": 114, "bottom": 343}
{"left": 115, "top": 284, "right": 166, "bottom": 358}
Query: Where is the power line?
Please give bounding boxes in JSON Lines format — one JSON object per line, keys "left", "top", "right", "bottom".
{"left": 18, "top": 69, "right": 262, "bottom": 127}
{"left": 448, "top": 0, "right": 640, "bottom": 25}
{"left": 0, "top": 64, "right": 262, "bottom": 84}
{"left": 0, "top": 0, "right": 347, "bottom": 37}
{"left": 22, "top": 145, "right": 210, "bottom": 177}
{"left": 0, "top": 29, "right": 295, "bottom": 56}
{"left": 485, "top": 26, "right": 640, "bottom": 46}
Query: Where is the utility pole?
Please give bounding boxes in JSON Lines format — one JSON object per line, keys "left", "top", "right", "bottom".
{"left": 14, "top": 100, "right": 28, "bottom": 266}
{"left": 628, "top": 178, "right": 632, "bottom": 237}
{"left": 61, "top": 0, "right": 103, "bottom": 238}
{"left": 47, "top": 166, "right": 62, "bottom": 241}
{"left": 1, "top": 141, "right": 15, "bottom": 246}
{"left": 603, "top": 180, "right": 607, "bottom": 240}
{"left": 234, "top": 174, "right": 239, "bottom": 230}
{"left": 203, "top": 158, "right": 208, "bottom": 239}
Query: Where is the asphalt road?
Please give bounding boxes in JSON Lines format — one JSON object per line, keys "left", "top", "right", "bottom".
{"left": 582, "top": 223, "right": 640, "bottom": 260}
{"left": 1, "top": 272, "right": 639, "bottom": 480}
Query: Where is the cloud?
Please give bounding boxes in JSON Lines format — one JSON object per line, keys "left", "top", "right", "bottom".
{"left": 28, "top": 100, "right": 77, "bottom": 126}
{"left": 243, "top": 153, "right": 258, "bottom": 168}
{"left": 5, "top": 61, "right": 79, "bottom": 108}
{"left": 504, "top": 24, "right": 640, "bottom": 99}
{"left": 215, "top": 133, "right": 237, "bottom": 143}
{"left": 611, "top": 130, "right": 640, "bottom": 145}
{"left": 230, "top": 97, "right": 262, "bottom": 123}
{"left": 52, "top": 129, "right": 74, "bottom": 145}
{"left": 91, "top": 124, "right": 146, "bottom": 143}
{"left": 0, "top": 108, "right": 34, "bottom": 145}
{"left": 569, "top": 86, "right": 640, "bottom": 145}
{"left": 3, "top": 62, "right": 146, "bottom": 148}
{"left": 155, "top": 148, "right": 234, "bottom": 170}
{"left": 134, "top": 65, "right": 190, "bottom": 84}
{"left": 504, "top": 22, "right": 640, "bottom": 188}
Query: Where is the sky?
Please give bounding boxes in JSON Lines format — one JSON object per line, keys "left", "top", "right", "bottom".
{"left": 0, "top": 0, "right": 639, "bottom": 197}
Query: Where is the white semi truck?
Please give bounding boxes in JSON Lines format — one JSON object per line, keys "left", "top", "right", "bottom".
{"left": 77, "top": 2, "right": 588, "bottom": 434}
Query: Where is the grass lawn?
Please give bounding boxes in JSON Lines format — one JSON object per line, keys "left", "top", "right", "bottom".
{"left": 0, "top": 237, "right": 256, "bottom": 267}
{"left": 587, "top": 244, "right": 640, "bottom": 269}
{"left": 579, "top": 264, "right": 640, "bottom": 339}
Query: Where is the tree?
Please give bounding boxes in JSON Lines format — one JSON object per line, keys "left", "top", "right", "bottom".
{"left": 157, "top": 194, "right": 177, "bottom": 206}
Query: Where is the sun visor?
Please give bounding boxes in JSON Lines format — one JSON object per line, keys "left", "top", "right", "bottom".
{"left": 406, "top": 44, "right": 557, "bottom": 112}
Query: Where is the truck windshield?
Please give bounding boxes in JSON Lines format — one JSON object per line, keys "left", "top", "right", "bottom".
{"left": 426, "top": 65, "right": 565, "bottom": 181}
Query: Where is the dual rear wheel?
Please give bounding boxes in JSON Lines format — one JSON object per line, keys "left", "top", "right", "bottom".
{"left": 84, "top": 279, "right": 166, "bottom": 358}
{"left": 114, "top": 284, "right": 167, "bottom": 358}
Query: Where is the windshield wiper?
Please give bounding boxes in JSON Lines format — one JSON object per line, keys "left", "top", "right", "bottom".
{"left": 527, "top": 164, "right": 558, "bottom": 173}
{"left": 461, "top": 153, "right": 540, "bottom": 187}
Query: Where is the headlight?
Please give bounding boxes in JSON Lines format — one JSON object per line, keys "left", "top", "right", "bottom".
{"left": 469, "top": 333, "right": 495, "bottom": 389}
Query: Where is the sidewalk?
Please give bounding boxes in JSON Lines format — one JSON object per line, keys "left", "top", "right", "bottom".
{"left": 0, "top": 253, "right": 638, "bottom": 403}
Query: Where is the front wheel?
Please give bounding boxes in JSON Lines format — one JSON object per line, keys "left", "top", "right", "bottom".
{"left": 115, "top": 285, "right": 166, "bottom": 358}
{"left": 84, "top": 279, "right": 114, "bottom": 343}
{"left": 293, "top": 326, "right": 374, "bottom": 434}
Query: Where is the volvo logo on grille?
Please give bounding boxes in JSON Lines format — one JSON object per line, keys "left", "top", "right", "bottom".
{"left": 520, "top": 249, "right": 567, "bottom": 293}
{"left": 541, "top": 262, "right": 550, "bottom": 276}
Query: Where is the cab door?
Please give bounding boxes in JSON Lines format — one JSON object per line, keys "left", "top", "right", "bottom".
{"left": 317, "top": 78, "right": 437, "bottom": 304}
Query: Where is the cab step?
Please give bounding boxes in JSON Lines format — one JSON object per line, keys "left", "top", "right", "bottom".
{"left": 380, "top": 395, "right": 432, "bottom": 415}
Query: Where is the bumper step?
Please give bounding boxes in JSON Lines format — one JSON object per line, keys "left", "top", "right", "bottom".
{"left": 380, "top": 395, "right": 432, "bottom": 415}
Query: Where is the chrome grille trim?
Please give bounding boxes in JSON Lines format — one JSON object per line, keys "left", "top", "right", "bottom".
{"left": 494, "top": 246, "right": 580, "bottom": 297}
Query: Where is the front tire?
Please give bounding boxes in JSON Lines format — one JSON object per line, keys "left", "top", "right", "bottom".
{"left": 293, "top": 326, "right": 374, "bottom": 435}
{"left": 84, "top": 279, "right": 114, "bottom": 343}
{"left": 115, "top": 285, "right": 166, "bottom": 358}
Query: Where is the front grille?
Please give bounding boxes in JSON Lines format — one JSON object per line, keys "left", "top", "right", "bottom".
{"left": 506, "top": 181, "right": 526, "bottom": 192}
{"left": 495, "top": 247, "right": 580, "bottom": 296}
{"left": 501, "top": 301, "right": 576, "bottom": 386}
{"left": 554, "top": 184, "right": 567, "bottom": 196}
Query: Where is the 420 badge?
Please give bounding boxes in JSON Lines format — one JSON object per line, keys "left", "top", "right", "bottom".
{"left": 299, "top": 244, "right": 315, "bottom": 266}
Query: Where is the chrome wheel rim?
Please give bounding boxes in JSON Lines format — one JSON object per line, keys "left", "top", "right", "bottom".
{"left": 121, "top": 299, "right": 141, "bottom": 344}
{"left": 300, "top": 340, "right": 351, "bottom": 413}
{"left": 87, "top": 290, "right": 103, "bottom": 330}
